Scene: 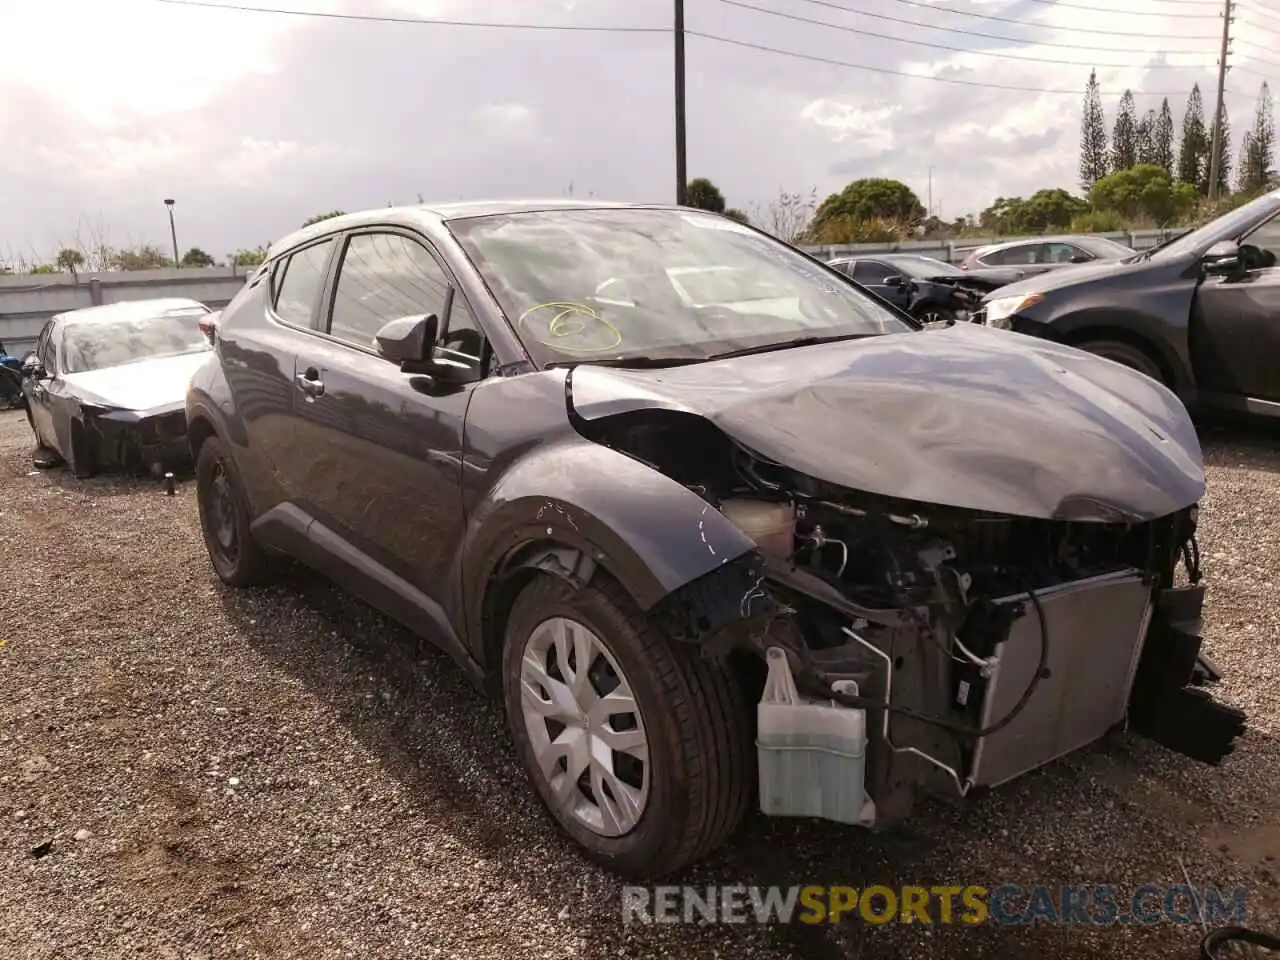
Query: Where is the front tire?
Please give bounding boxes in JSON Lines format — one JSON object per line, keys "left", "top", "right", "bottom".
{"left": 502, "top": 574, "right": 751, "bottom": 879}
{"left": 195, "top": 436, "right": 269, "bottom": 587}
{"left": 915, "top": 304, "right": 959, "bottom": 326}
{"left": 1073, "top": 338, "right": 1166, "bottom": 385}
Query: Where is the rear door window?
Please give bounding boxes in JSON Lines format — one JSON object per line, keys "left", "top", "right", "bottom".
{"left": 272, "top": 240, "right": 334, "bottom": 328}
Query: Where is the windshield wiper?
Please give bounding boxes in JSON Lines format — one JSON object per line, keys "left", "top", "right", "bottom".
{"left": 545, "top": 355, "right": 706, "bottom": 370}
{"left": 706, "top": 332, "right": 873, "bottom": 361}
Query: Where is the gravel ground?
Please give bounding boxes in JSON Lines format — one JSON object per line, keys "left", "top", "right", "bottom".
{"left": 0, "top": 407, "right": 1276, "bottom": 960}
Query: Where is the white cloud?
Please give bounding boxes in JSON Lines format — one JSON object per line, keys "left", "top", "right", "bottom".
{"left": 0, "top": 0, "right": 1273, "bottom": 257}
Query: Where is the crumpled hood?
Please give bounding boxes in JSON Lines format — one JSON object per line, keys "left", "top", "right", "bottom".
{"left": 62, "top": 350, "right": 212, "bottom": 413}
{"left": 567, "top": 323, "right": 1204, "bottom": 521}
{"left": 983, "top": 255, "right": 1141, "bottom": 300}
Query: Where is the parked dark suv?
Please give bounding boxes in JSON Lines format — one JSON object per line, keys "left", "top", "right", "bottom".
{"left": 978, "top": 188, "right": 1280, "bottom": 421}
{"left": 186, "top": 200, "right": 1241, "bottom": 879}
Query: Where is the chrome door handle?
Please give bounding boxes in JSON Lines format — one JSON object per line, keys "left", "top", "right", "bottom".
{"left": 295, "top": 372, "right": 325, "bottom": 398}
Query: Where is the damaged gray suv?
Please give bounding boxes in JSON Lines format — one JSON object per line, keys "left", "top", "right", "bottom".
{"left": 186, "top": 200, "right": 1245, "bottom": 879}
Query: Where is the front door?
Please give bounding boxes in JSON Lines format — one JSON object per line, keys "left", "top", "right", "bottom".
{"left": 851, "top": 260, "right": 912, "bottom": 310}
{"left": 290, "top": 229, "right": 489, "bottom": 600}
{"left": 26, "top": 322, "right": 58, "bottom": 447}
{"left": 1192, "top": 213, "right": 1280, "bottom": 404}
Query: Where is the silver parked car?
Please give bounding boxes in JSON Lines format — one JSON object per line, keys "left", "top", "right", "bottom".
{"left": 959, "top": 234, "right": 1136, "bottom": 274}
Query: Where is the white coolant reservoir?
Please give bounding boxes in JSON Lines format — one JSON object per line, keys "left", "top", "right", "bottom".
{"left": 719, "top": 498, "right": 795, "bottom": 557}
{"left": 756, "top": 647, "right": 870, "bottom": 825}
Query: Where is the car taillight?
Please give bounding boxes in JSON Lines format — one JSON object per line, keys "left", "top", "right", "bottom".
{"left": 199, "top": 313, "right": 219, "bottom": 346}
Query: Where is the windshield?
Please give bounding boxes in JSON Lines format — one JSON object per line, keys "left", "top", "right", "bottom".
{"left": 888, "top": 256, "right": 962, "bottom": 279}
{"left": 1077, "top": 236, "right": 1136, "bottom": 259}
{"left": 61, "top": 308, "right": 210, "bottom": 374}
{"left": 1145, "top": 189, "right": 1280, "bottom": 262}
{"left": 448, "top": 208, "right": 910, "bottom": 365}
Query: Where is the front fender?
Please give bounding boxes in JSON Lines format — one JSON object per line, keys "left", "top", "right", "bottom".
{"left": 1021, "top": 306, "right": 1195, "bottom": 395}
{"left": 460, "top": 438, "right": 757, "bottom": 659}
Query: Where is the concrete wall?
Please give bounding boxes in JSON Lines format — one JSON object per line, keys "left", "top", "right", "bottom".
{"left": 0, "top": 266, "right": 251, "bottom": 358}
{"left": 797, "top": 227, "right": 1182, "bottom": 263}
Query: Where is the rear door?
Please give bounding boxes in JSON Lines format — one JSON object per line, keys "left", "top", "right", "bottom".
{"left": 289, "top": 228, "right": 486, "bottom": 599}
{"left": 1191, "top": 213, "right": 1280, "bottom": 404}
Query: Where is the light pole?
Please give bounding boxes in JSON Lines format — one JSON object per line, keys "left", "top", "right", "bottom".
{"left": 164, "top": 198, "right": 180, "bottom": 267}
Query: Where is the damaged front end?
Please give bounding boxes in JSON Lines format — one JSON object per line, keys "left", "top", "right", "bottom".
{"left": 649, "top": 446, "right": 1245, "bottom": 830}
{"left": 76, "top": 402, "right": 193, "bottom": 476}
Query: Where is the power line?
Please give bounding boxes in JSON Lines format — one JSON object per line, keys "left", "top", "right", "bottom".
{"left": 152, "top": 0, "right": 667, "bottom": 33}
{"left": 1237, "top": 1, "right": 1280, "bottom": 24}
{"left": 1019, "top": 0, "right": 1221, "bottom": 17}
{"left": 688, "top": 29, "right": 1202, "bottom": 95}
{"left": 796, "top": 0, "right": 1218, "bottom": 48}
{"left": 720, "top": 0, "right": 1210, "bottom": 68}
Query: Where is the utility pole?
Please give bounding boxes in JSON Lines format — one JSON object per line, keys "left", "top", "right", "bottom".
{"left": 927, "top": 166, "right": 934, "bottom": 218}
{"left": 674, "top": 0, "right": 688, "bottom": 206}
{"left": 1207, "top": 0, "right": 1234, "bottom": 201}
{"left": 164, "top": 198, "right": 180, "bottom": 268}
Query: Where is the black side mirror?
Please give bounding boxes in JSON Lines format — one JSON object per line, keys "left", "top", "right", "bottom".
{"left": 1069, "top": 254, "right": 1092, "bottom": 264}
{"left": 375, "top": 313, "right": 438, "bottom": 365}
{"left": 883, "top": 275, "right": 905, "bottom": 288}
{"left": 1202, "top": 240, "right": 1242, "bottom": 276}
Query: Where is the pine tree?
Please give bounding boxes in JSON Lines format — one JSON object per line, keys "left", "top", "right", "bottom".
{"left": 1239, "top": 81, "right": 1275, "bottom": 191}
{"left": 1178, "top": 84, "right": 1208, "bottom": 190}
{"left": 1156, "top": 98, "right": 1176, "bottom": 177}
{"left": 1080, "top": 70, "right": 1110, "bottom": 190}
{"left": 1111, "top": 90, "right": 1139, "bottom": 171}
{"left": 1136, "top": 108, "right": 1158, "bottom": 165}
{"left": 1203, "top": 103, "right": 1231, "bottom": 196}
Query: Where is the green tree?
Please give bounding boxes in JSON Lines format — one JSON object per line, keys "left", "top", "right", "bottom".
{"left": 1204, "top": 103, "right": 1231, "bottom": 196}
{"left": 723, "top": 207, "right": 750, "bottom": 224}
{"left": 979, "top": 190, "right": 1086, "bottom": 234}
{"left": 1111, "top": 90, "right": 1138, "bottom": 172}
{"left": 1136, "top": 109, "right": 1158, "bottom": 165}
{"left": 55, "top": 248, "right": 85, "bottom": 276}
{"left": 1155, "top": 98, "right": 1176, "bottom": 177}
{"left": 109, "top": 245, "right": 171, "bottom": 271}
{"left": 813, "top": 178, "right": 925, "bottom": 234}
{"left": 1178, "top": 84, "right": 1209, "bottom": 191}
{"left": 302, "top": 210, "right": 345, "bottom": 228}
{"left": 181, "top": 247, "right": 215, "bottom": 267}
{"left": 1080, "top": 69, "right": 1109, "bottom": 189}
{"left": 685, "top": 178, "right": 726, "bottom": 213}
{"left": 1238, "top": 82, "right": 1275, "bottom": 192}
{"left": 29, "top": 263, "right": 59, "bottom": 274}
{"left": 232, "top": 245, "right": 268, "bottom": 267}
{"left": 1090, "top": 163, "right": 1199, "bottom": 226}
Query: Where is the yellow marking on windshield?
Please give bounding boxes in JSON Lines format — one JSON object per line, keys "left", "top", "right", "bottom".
{"left": 518, "top": 301, "right": 623, "bottom": 354}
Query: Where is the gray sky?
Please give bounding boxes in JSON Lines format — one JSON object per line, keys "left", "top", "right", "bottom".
{"left": 2, "top": 0, "right": 1275, "bottom": 261}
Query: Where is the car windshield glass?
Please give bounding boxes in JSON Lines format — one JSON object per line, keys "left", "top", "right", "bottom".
{"left": 890, "top": 256, "right": 961, "bottom": 278}
{"left": 1077, "top": 236, "right": 1136, "bottom": 258}
{"left": 61, "top": 308, "right": 210, "bottom": 374}
{"left": 1146, "top": 189, "right": 1280, "bottom": 261}
{"left": 448, "top": 208, "right": 911, "bottom": 365}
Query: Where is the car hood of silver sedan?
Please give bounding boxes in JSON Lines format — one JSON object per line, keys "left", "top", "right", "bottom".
{"left": 566, "top": 322, "right": 1205, "bottom": 522}
{"left": 60, "top": 350, "right": 212, "bottom": 413}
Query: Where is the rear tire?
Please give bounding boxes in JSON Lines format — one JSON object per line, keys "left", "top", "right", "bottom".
{"left": 1073, "top": 338, "right": 1166, "bottom": 385}
{"left": 501, "top": 573, "right": 751, "bottom": 879}
{"left": 195, "top": 436, "right": 269, "bottom": 587}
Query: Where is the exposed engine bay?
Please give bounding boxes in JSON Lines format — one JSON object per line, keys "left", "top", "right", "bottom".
{"left": 582, "top": 408, "right": 1247, "bottom": 828}
{"left": 76, "top": 403, "right": 192, "bottom": 477}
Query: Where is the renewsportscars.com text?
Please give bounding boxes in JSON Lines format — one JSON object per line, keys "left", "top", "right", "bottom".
{"left": 620, "top": 884, "right": 1249, "bottom": 926}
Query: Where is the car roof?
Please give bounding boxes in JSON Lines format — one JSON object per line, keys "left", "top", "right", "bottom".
{"left": 53, "top": 298, "right": 208, "bottom": 327}
{"left": 977, "top": 235, "right": 1103, "bottom": 254}
{"left": 265, "top": 199, "right": 686, "bottom": 262}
